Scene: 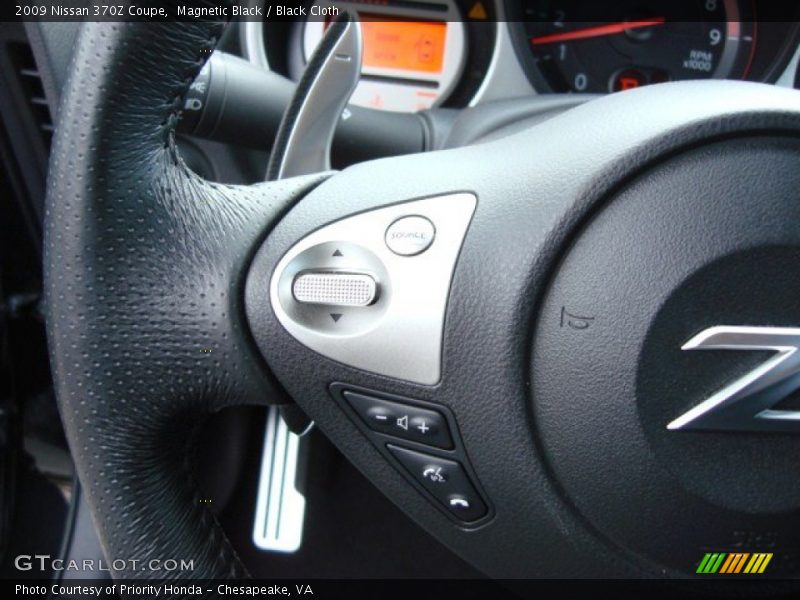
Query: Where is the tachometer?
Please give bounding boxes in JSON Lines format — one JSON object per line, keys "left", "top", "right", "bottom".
{"left": 509, "top": 0, "right": 757, "bottom": 93}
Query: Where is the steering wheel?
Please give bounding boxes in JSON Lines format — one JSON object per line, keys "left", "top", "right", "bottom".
{"left": 45, "top": 15, "right": 800, "bottom": 580}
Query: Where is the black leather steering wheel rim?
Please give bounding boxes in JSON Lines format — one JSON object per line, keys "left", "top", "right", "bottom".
{"left": 44, "top": 17, "right": 326, "bottom": 578}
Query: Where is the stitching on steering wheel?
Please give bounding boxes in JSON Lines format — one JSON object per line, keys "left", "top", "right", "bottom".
{"left": 160, "top": 24, "right": 225, "bottom": 150}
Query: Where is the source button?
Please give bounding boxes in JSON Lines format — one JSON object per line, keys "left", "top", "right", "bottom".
{"left": 385, "top": 216, "right": 435, "bottom": 256}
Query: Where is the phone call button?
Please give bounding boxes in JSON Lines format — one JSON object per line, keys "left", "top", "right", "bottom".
{"left": 387, "top": 444, "right": 487, "bottom": 522}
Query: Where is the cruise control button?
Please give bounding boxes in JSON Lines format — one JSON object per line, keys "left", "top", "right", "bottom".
{"left": 385, "top": 216, "right": 435, "bottom": 256}
{"left": 387, "top": 445, "right": 487, "bottom": 522}
{"left": 344, "top": 391, "right": 453, "bottom": 449}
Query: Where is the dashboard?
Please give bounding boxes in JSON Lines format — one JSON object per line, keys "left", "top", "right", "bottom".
{"left": 242, "top": 0, "right": 800, "bottom": 113}
{"left": 303, "top": 2, "right": 467, "bottom": 111}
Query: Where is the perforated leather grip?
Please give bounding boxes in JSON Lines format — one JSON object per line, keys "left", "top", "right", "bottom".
{"left": 44, "top": 15, "right": 326, "bottom": 579}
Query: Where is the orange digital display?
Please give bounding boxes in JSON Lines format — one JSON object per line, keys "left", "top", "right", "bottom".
{"left": 359, "top": 15, "right": 446, "bottom": 74}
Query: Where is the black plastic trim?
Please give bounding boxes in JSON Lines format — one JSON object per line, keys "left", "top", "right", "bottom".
{"left": 330, "top": 382, "right": 494, "bottom": 528}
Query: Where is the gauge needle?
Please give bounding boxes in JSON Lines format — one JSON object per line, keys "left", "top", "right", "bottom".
{"left": 531, "top": 18, "right": 666, "bottom": 45}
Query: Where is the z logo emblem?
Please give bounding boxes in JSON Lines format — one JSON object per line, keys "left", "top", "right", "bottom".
{"left": 668, "top": 326, "right": 800, "bottom": 432}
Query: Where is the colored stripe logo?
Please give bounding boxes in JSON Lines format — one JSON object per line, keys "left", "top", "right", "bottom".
{"left": 696, "top": 552, "right": 773, "bottom": 574}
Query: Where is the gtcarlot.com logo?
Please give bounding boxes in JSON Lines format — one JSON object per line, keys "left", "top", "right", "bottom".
{"left": 696, "top": 552, "right": 773, "bottom": 575}
{"left": 14, "top": 555, "right": 194, "bottom": 573}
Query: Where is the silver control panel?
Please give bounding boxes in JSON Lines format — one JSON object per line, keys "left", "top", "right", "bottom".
{"left": 270, "top": 193, "right": 477, "bottom": 385}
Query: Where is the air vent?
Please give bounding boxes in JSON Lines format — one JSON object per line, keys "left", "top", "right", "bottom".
{"left": 8, "top": 42, "right": 53, "bottom": 150}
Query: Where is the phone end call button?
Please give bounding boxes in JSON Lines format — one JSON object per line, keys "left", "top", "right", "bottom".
{"left": 387, "top": 444, "right": 487, "bottom": 522}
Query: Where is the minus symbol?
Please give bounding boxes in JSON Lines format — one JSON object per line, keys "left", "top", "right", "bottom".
{"left": 374, "top": 415, "right": 388, "bottom": 421}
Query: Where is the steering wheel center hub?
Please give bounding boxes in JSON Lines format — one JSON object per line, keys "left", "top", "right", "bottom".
{"left": 532, "top": 136, "right": 800, "bottom": 574}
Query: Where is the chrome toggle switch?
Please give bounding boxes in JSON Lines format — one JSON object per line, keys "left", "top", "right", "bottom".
{"left": 292, "top": 272, "right": 378, "bottom": 307}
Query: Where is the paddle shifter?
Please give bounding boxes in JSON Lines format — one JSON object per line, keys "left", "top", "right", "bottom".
{"left": 253, "top": 13, "right": 363, "bottom": 554}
